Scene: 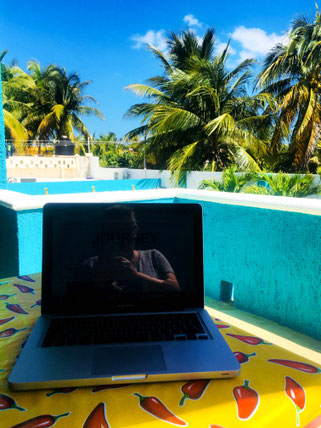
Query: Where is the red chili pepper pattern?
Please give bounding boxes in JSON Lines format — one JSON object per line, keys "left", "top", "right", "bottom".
{"left": 47, "top": 387, "right": 77, "bottom": 397}
{"left": 285, "top": 376, "right": 306, "bottom": 426}
{"left": 134, "top": 393, "right": 187, "bottom": 426}
{"left": 0, "top": 327, "right": 28, "bottom": 338}
{"left": 17, "top": 275, "right": 36, "bottom": 282}
{"left": 31, "top": 300, "right": 41, "bottom": 308}
{"left": 0, "top": 393, "right": 25, "bottom": 412}
{"left": 233, "top": 380, "right": 259, "bottom": 420}
{"left": 0, "top": 316, "right": 15, "bottom": 326}
{"left": 10, "top": 412, "right": 70, "bottom": 427}
{"left": 226, "top": 333, "right": 272, "bottom": 345}
{"left": 13, "top": 284, "right": 35, "bottom": 294}
{"left": 215, "top": 324, "right": 230, "bottom": 329}
{"left": 83, "top": 403, "right": 109, "bottom": 428}
{"left": 5, "top": 302, "right": 29, "bottom": 315}
{"left": 233, "top": 352, "right": 256, "bottom": 364}
{"left": 0, "top": 294, "right": 16, "bottom": 300}
{"left": 179, "top": 379, "right": 210, "bottom": 406}
{"left": 268, "top": 359, "right": 321, "bottom": 374}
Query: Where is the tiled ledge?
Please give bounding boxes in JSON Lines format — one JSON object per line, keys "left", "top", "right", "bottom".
{"left": 205, "top": 297, "right": 321, "bottom": 364}
{"left": 1, "top": 188, "right": 321, "bottom": 215}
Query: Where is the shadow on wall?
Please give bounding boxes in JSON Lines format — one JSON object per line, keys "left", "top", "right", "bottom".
{"left": 0, "top": 206, "right": 18, "bottom": 277}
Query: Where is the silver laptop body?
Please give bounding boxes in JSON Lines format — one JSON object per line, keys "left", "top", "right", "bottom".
{"left": 9, "top": 203, "right": 240, "bottom": 390}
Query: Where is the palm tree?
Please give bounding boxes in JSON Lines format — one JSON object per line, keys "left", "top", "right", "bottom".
{"left": 1, "top": 50, "right": 31, "bottom": 152}
{"left": 256, "top": 5, "right": 321, "bottom": 172}
{"left": 198, "top": 166, "right": 257, "bottom": 192}
{"left": 243, "top": 172, "right": 320, "bottom": 197}
{"left": 125, "top": 29, "right": 272, "bottom": 185}
{"left": 24, "top": 62, "right": 105, "bottom": 143}
{"left": 167, "top": 29, "right": 216, "bottom": 70}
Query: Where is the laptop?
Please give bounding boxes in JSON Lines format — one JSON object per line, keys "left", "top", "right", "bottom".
{"left": 9, "top": 202, "right": 240, "bottom": 390}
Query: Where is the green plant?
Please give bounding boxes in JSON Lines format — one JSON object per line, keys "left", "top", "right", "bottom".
{"left": 243, "top": 172, "right": 320, "bottom": 197}
{"left": 199, "top": 166, "right": 257, "bottom": 192}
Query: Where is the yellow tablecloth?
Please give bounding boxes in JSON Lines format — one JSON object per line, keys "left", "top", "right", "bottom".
{"left": 0, "top": 274, "right": 320, "bottom": 428}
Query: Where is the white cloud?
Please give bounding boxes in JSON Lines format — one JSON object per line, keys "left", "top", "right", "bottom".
{"left": 216, "top": 42, "right": 236, "bottom": 55}
{"left": 230, "top": 26, "right": 287, "bottom": 57}
{"left": 183, "top": 14, "right": 202, "bottom": 28}
{"left": 238, "top": 50, "right": 255, "bottom": 62}
{"left": 131, "top": 30, "right": 168, "bottom": 51}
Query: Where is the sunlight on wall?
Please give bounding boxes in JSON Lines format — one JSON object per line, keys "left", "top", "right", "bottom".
{"left": 0, "top": 69, "right": 7, "bottom": 189}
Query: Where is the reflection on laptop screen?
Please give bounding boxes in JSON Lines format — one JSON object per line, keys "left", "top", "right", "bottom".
{"left": 43, "top": 203, "right": 203, "bottom": 314}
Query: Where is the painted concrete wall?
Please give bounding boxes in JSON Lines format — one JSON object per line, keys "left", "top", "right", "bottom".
{"left": 6, "top": 154, "right": 93, "bottom": 180}
{"left": 0, "top": 68, "right": 7, "bottom": 189}
{"left": 0, "top": 189, "right": 320, "bottom": 340}
{"left": 7, "top": 179, "right": 161, "bottom": 195}
{"left": 17, "top": 209, "right": 43, "bottom": 275}
{"left": 0, "top": 206, "right": 18, "bottom": 276}
{"left": 177, "top": 198, "right": 321, "bottom": 340}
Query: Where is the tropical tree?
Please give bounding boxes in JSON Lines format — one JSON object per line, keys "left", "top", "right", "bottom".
{"left": 91, "top": 132, "right": 118, "bottom": 157}
{"left": 243, "top": 172, "right": 320, "bottom": 197}
{"left": 198, "top": 165, "right": 257, "bottom": 192}
{"left": 24, "top": 61, "right": 105, "bottom": 143}
{"left": 1, "top": 50, "right": 31, "bottom": 152}
{"left": 125, "top": 29, "right": 274, "bottom": 185}
{"left": 256, "top": 5, "right": 321, "bottom": 172}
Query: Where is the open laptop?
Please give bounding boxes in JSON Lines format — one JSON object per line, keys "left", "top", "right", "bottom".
{"left": 9, "top": 202, "right": 240, "bottom": 390}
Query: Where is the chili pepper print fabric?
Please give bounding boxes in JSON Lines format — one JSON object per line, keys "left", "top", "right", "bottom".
{"left": 0, "top": 274, "right": 321, "bottom": 428}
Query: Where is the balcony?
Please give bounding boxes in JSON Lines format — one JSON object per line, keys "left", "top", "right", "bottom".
{"left": 0, "top": 187, "right": 320, "bottom": 344}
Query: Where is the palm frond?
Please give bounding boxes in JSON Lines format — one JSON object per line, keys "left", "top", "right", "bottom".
{"left": 168, "top": 142, "right": 199, "bottom": 186}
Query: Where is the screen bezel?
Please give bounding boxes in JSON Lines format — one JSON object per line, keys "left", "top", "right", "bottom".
{"left": 42, "top": 202, "right": 204, "bottom": 315}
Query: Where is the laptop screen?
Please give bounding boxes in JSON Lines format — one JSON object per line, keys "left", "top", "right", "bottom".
{"left": 42, "top": 203, "right": 204, "bottom": 314}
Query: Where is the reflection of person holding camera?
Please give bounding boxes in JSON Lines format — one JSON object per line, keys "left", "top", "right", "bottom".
{"left": 86, "top": 206, "right": 179, "bottom": 294}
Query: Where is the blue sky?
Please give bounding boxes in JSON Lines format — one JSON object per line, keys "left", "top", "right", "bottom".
{"left": 0, "top": 0, "right": 317, "bottom": 140}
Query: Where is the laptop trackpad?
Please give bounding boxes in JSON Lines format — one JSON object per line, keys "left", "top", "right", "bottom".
{"left": 91, "top": 345, "right": 166, "bottom": 375}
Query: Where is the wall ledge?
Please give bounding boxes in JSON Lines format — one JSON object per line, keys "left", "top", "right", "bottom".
{"left": 0, "top": 187, "right": 321, "bottom": 216}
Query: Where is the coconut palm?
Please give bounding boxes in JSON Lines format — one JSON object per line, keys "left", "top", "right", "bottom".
{"left": 125, "top": 29, "right": 273, "bottom": 185}
{"left": 198, "top": 166, "right": 257, "bottom": 192}
{"left": 167, "top": 29, "right": 216, "bottom": 70}
{"left": 243, "top": 172, "right": 320, "bottom": 197}
{"left": 1, "top": 50, "right": 31, "bottom": 151}
{"left": 24, "top": 62, "right": 105, "bottom": 142}
{"left": 256, "top": 5, "right": 321, "bottom": 172}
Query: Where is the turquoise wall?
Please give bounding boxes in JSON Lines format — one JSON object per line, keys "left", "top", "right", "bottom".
{"left": 0, "top": 206, "right": 18, "bottom": 276}
{"left": 17, "top": 209, "right": 43, "bottom": 275}
{"left": 7, "top": 179, "right": 161, "bottom": 195}
{"left": 177, "top": 198, "right": 321, "bottom": 340}
{"left": 0, "top": 66, "right": 7, "bottom": 189}
{"left": 1, "top": 196, "right": 320, "bottom": 340}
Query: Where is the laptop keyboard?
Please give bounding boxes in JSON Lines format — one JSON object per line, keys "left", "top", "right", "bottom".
{"left": 41, "top": 313, "right": 208, "bottom": 347}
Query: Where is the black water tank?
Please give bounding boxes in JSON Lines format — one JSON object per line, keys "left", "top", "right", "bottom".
{"left": 55, "top": 136, "right": 74, "bottom": 156}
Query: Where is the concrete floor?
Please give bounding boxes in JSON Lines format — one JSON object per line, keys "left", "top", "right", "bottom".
{"left": 205, "top": 296, "right": 321, "bottom": 365}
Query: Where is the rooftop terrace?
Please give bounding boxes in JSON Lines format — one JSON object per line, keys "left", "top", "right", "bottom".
{"left": 0, "top": 187, "right": 320, "bottom": 350}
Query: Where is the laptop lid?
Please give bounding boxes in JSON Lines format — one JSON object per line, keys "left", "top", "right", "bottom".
{"left": 41, "top": 203, "right": 204, "bottom": 315}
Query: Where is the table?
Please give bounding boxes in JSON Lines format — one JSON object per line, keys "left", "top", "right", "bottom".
{"left": 1, "top": 274, "right": 321, "bottom": 428}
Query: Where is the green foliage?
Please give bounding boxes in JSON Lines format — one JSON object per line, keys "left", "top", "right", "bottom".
{"left": 256, "top": 5, "right": 321, "bottom": 172}
{"left": 100, "top": 150, "right": 136, "bottom": 168}
{"left": 1, "top": 55, "right": 104, "bottom": 150}
{"left": 199, "top": 166, "right": 257, "bottom": 192}
{"left": 79, "top": 133, "right": 138, "bottom": 168}
{"left": 243, "top": 172, "right": 320, "bottom": 197}
{"left": 126, "top": 29, "right": 271, "bottom": 186}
